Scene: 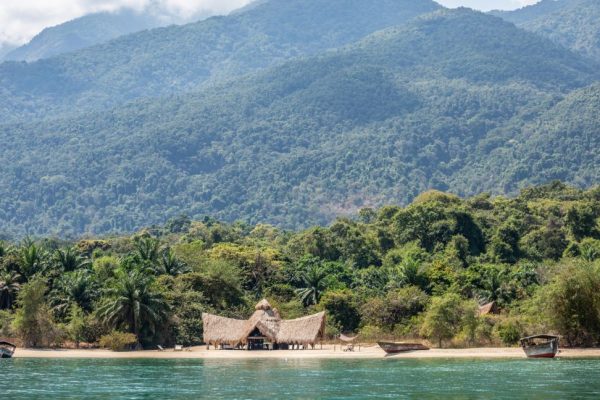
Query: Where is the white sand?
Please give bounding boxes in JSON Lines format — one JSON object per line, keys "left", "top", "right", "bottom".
{"left": 12, "top": 345, "right": 600, "bottom": 359}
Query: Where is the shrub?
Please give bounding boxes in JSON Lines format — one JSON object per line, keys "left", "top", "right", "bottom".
{"left": 99, "top": 331, "right": 138, "bottom": 351}
{"left": 495, "top": 319, "right": 522, "bottom": 346}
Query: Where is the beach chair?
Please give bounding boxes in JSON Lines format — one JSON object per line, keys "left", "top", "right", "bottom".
{"left": 157, "top": 345, "right": 165, "bottom": 351}
{"left": 174, "top": 344, "right": 183, "bottom": 351}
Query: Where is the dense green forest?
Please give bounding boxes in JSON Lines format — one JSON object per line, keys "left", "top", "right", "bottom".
{"left": 2, "top": 183, "right": 600, "bottom": 349}
{"left": 494, "top": 0, "right": 600, "bottom": 62}
{"left": 0, "top": 0, "right": 599, "bottom": 238}
{"left": 2, "top": 8, "right": 600, "bottom": 237}
{"left": 0, "top": 0, "right": 440, "bottom": 122}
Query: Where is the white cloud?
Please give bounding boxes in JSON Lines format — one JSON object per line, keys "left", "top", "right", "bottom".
{"left": 0, "top": 0, "right": 252, "bottom": 46}
{"left": 0, "top": 0, "right": 541, "bottom": 47}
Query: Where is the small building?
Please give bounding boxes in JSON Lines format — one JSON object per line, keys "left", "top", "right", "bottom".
{"left": 202, "top": 299, "right": 326, "bottom": 350}
{"left": 478, "top": 301, "right": 499, "bottom": 316}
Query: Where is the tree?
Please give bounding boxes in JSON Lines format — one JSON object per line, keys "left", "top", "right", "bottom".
{"left": 12, "top": 278, "right": 60, "bottom": 347}
{"left": 96, "top": 270, "right": 168, "bottom": 344}
{"left": 0, "top": 270, "right": 21, "bottom": 309}
{"left": 50, "top": 270, "right": 98, "bottom": 319}
{"left": 529, "top": 262, "right": 600, "bottom": 346}
{"left": 420, "top": 293, "right": 467, "bottom": 348}
{"left": 54, "top": 247, "right": 90, "bottom": 272}
{"left": 67, "top": 304, "right": 87, "bottom": 348}
{"left": 18, "top": 243, "right": 46, "bottom": 280}
{"left": 158, "top": 248, "right": 190, "bottom": 276}
{"left": 134, "top": 237, "right": 160, "bottom": 265}
{"left": 319, "top": 290, "right": 360, "bottom": 332}
{"left": 296, "top": 264, "right": 328, "bottom": 306}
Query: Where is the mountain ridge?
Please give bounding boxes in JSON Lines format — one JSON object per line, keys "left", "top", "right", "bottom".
{"left": 0, "top": 8, "right": 597, "bottom": 237}
{"left": 0, "top": 0, "right": 442, "bottom": 124}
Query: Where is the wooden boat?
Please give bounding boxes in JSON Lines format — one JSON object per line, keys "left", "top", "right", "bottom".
{"left": 520, "top": 335, "right": 559, "bottom": 358}
{"left": 378, "top": 341, "right": 429, "bottom": 354}
{"left": 0, "top": 341, "right": 16, "bottom": 358}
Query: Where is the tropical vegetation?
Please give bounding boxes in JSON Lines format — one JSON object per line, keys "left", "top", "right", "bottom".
{"left": 1, "top": 183, "right": 600, "bottom": 349}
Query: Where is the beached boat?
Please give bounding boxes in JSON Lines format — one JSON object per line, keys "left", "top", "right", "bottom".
{"left": 520, "top": 335, "right": 559, "bottom": 358}
{"left": 0, "top": 341, "right": 16, "bottom": 358}
{"left": 378, "top": 341, "right": 429, "bottom": 354}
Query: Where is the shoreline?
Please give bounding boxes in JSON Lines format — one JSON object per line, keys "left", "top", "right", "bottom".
{"left": 11, "top": 345, "right": 600, "bottom": 360}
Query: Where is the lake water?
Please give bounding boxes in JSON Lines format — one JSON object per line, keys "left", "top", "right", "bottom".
{"left": 2, "top": 358, "right": 600, "bottom": 399}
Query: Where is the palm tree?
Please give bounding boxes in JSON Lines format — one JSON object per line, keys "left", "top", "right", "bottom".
{"left": 54, "top": 248, "right": 91, "bottom": 272}
{"left": 388, "top": 256, "right": 426, "bottom": 289}
{"left": 50, "top": 270, "right": 98, "bottom": 319}
{"left": 134, "top": 237, "right": 160, "bottom": 264}
{"left": 158, "top": 248, "right": 189, "bottom": 276}
{"left": 0, "top": 270, "right": 21, "bottom": 309}
{"left": 18, "top": 243, "right": 46, "bottom": 280}
{"left": 296, "top": 265, "right": 328, "bottom": 306}
{"left": 96, "top": 270, "right": 168, "bottom": 343}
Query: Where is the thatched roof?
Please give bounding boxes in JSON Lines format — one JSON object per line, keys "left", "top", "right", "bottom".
{"left": 478, "top": 301, "right": 499, "bottom": 316}
{"left": 202, "top": 299, "right": 326, "bottom": 347}
{"left": 276, "top": 312, "right": 326, "bottom": 345}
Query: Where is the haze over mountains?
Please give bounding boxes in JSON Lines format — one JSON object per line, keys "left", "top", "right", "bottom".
{"left": 2, "top": 10, "right": 166, "bottom": 63}
{"left": 1, "top": 0, "right": 600, "bottom": 237}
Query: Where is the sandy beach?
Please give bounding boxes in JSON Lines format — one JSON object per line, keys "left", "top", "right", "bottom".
{"left": 11, "top": 345, "right": 600, "bottom": 359}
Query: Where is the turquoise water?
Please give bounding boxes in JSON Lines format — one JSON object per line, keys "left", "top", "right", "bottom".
{"left": 2, "top": 358, "right": 600, "bottom": 399}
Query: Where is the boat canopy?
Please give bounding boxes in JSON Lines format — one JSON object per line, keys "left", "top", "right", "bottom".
{"left": 520, "top": 335, "right": 559, "bottom": 341}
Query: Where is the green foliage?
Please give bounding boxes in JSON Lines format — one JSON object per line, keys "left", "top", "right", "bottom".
{"left": 99, "top": 331, "right": 138, "bottom": 351}
{"left": 420, "top": 293, "right": 474, "bottom": 348}
{"left": 13, "top": 278, "right": 63, "bottom": 347}
{"left": 529, "top": 261, "right": 600, "bottom": 346}
{"left": 0, "top": 270, "right": 21, "bottom": 310}
{"left": 498, "top": 0, "right": 600, "bottom": 62}
{"left": 319, "top": 290, "right": 360, "bottom": 333}
{"left": 4, "top": 183, "right": 600, "bottom": 348}
{"left": 360, "top": 287, "right": 429, "bottom": 330}
{"left": 496, "top": 318, "right": 523, "bottom": 346}
{"left": 0, "top": 309, "right": 14, "bottom": 337}
{"left": 67, "top": 304, "right": 87, "bottom": 347}
{"left": 96, "top": 269, "right": 168, "bottom": 343}
{"left": 0, "top": 8, "right": 598, "bottom": 236}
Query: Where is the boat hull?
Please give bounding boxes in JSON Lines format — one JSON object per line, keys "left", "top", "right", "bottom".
{"left": 0, "top": 350, "right": 14, "bottom": 358}
{"left": 378, "top": 341, "right": 429, "bottom": 354}
{"left": 522, "top": 341, "right": 558, "bottom": 359}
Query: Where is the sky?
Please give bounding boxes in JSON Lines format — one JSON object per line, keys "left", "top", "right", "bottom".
{"left": 0, "top": 0, "right": 540, "bottom": 48}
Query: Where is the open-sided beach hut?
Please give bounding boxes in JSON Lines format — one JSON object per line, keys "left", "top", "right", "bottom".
{"left": 202, "top": 299, "right": 325, "bottom": 350}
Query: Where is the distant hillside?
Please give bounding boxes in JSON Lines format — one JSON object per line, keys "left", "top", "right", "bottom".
{"left": 0, "top": 9, "right": 597, "bottom": 237}
{"left": 0, "top": 0, "right": 441, "bottom": 124}
{"left": 494, "top": 0, "right": 600, "bottom": 62}
{"left": 2, "top": 10, "right": 164, "bottom": 63}
{"left": 490, "top": 0, "right": 568, "bottom": 24}
{"left": 458, "top": 83, "right": 600, "bottom": 193}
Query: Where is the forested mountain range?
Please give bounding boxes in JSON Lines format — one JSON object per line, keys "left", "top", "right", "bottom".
{"left": 2, "top": 5, "right": 600, "bottom": 237}
{"left": 493, "top": 0, "right": 600, "bottom": 62}
{"left": 2, "top": 10, "right": 165, "bottom": 63}
{"left": 0, "top": 0, "right": 441, "bottom": 123}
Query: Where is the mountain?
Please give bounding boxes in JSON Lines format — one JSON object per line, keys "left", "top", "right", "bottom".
{"left": 2, "top": 10, "right": 164, "bottom": 63}
{"left": 490, "top": 0, "right": 568, "bottom": 24}
{"left": 493, "top": 0, "right": 600, "bottom": 62}
{"left": 0, "top": 0, "right": 442, "bottom": 124}
{"left": 457, "top": 83, "right": 600, "bottom": 193}
{"left": 0, "top": 8, "right": 597, "bottom": 237}
{"left": 0, "top": 43, "right": 16, "bottom": 60}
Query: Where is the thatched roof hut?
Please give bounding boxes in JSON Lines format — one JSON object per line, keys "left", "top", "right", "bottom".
{"left": 202, "top": 299, "right": 326, "bottom": 349}
{"left": 478, "top": 301, "right": 499, "bottom": 316}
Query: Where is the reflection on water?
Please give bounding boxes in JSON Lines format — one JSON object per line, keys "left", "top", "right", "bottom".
{"left": 2, "top": 358, "right": 600, "bottom": 399}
